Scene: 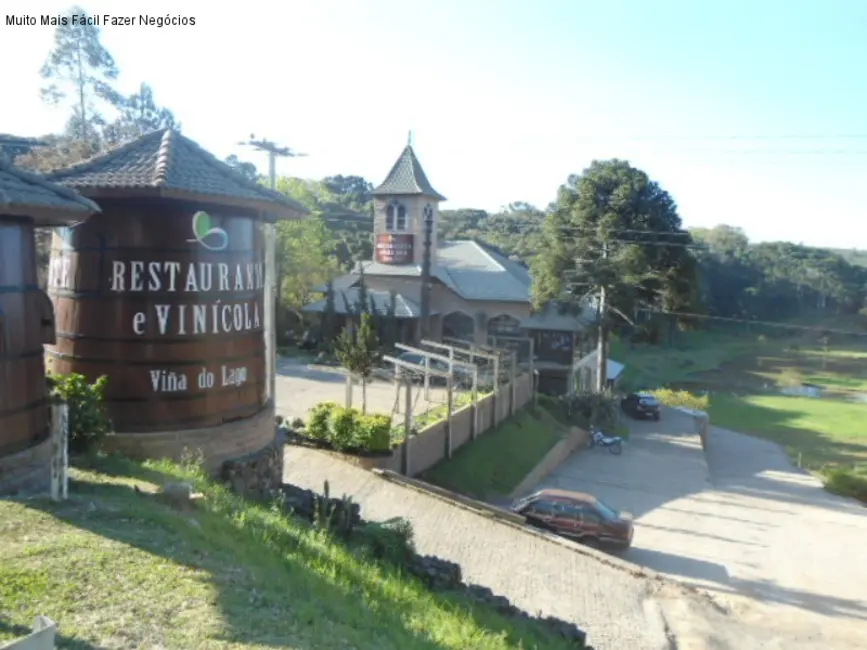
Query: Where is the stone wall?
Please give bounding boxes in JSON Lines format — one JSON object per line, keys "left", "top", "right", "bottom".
{"left": 0, "top": 434, "right": 52, "bottom": 497}
{"left": 101, "top": 404, "right": 276, "bottom": 473}
{"left": 222, "top": 432, "right": 285, "bottom": 501}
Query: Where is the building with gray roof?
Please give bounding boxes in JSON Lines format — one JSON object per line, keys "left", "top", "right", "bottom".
{"left": 304, "top": 140, "right": 598, "bottom": 394}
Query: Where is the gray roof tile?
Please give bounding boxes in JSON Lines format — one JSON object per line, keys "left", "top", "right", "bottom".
{"left": 372, "top": 145, "right": 446, "bottom": 200}
{"left": 46, "top": 129, "right": 309, "bottom": 220}
{"left": 520, "top": 302, "right": 594, "bottom": 332}
{"left": 351, "top": 239, "right": 532, "bottom": 303}
{"left": 0, "top": 158, "right": 100, "bottom": 226}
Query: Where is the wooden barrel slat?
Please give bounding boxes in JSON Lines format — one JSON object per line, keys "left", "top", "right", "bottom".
{"left": 46, "top": 200, "right": 268, "bottom": 434}
{"left": 0, "top": 219, "right": 49, "bottom": 457}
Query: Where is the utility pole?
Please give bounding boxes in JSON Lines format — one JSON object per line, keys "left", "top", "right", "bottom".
{"left": 238, "top": 135, "right": 308, "bottom": 409}
{"left": 419, "top": 203, "right": 434, "bottom": 340}
{"left": 595, "top": 242, "right": 609, "bottom": 393}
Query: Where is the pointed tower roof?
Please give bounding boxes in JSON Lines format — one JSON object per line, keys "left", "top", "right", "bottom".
{"left": 0, "top": 157, "right": 100, "bottom": 227}
{"left": 373, "top": 144, "right": 446, "bottom": 201}
{"left": 46, "top": 129, "right": 309, "bottom": 221}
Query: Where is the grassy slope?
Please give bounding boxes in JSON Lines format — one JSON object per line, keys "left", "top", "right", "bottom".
{"left": 0, "top": 456, "right": 580, "bottom": 650}
{"left": 613, "top": 326, "right": 867, "bottom": 498}
{"left": 709, "top": 393, "right": 867, "bottom": 469}
{"left": 423, "top": 408, "right": 565, "bottom": 500}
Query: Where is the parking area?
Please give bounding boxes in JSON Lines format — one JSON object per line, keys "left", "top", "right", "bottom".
{"left": 527, "top": 407, "right": 867, "bottom": 647}
{"left": 275, "top": 357, "right": 452, "bottom": 424}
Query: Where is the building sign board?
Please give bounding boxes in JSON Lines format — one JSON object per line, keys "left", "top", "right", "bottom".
{"left": 375, "top": 233, "right": 414, "bottom": 264}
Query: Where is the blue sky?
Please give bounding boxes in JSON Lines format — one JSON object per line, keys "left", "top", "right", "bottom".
{"left": 2, "top": 0, "right": 866, "bottom": 248}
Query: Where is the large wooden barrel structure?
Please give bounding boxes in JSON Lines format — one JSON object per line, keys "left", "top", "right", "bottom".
{"left": 0, "top": 158, "right": 99, "bottom": 496}
{"left": 45, "top": 129, "right": 308, "bottom": 468}
{"left": 47, "top": 203, "right": 267, "bottom": 431}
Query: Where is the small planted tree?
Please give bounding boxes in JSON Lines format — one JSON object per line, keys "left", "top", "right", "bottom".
{"left": 334, "top": 312, "right": 382, "bottom": 414}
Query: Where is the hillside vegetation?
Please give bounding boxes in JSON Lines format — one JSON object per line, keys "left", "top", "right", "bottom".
{"left": 0, "top": 456, "right": 584, "bottom": 650}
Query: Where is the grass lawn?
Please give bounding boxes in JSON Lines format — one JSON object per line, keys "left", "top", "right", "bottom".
{"left": 0, "top": 456, "right": 582, "bottom": 650}
{"left": 709, "top": 393, "right": 867, "bottom": 468}
{"left": 611, "top": 328, "right": 867, "bottom": 396}
{"left": 708, "top": 393, "right": 867, "bottom": 501}
{"left": 422, "top": 407, "right": 565, "bottom": 501}
{"left": 609, "top": 330, "right": 758, "bottom": 390}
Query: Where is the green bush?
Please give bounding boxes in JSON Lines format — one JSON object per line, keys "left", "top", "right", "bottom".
{"left": 354, "top": 517, "right": 416, "bottom": 567}
{"left": 307, "top": 401, "right": 337, "bottom": 441}
{"left": 356, "top": 413, "right": 392, "bottom": 452}
{"left": 823, "top": 467, "right": 867, "bottom": 503}
{"left": 48, "top": 372, "right": 112, "bottom": 453}
{"left": 305, "top": 401, "right": 393, "bottom": 452}
{"left": 329, "top": 407, "right": 359, "bottom": 451}
{"left": 650, "top": 388, "right": 710, "bottom": 413}
{"left": 561, "top": 392, "right": 619, "bottom": 430}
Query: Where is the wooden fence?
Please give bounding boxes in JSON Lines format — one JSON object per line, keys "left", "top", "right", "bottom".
{"left": 346, "top": 373, "right": 534, "bottom": 476}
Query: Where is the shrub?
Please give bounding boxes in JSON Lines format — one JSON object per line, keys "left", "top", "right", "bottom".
{"left": 355, "top": 413, "right": 392, "bottom": 452}
{"left": 48, "top": 372, "right": 112, "bottom": 453}
{"left": 354, "top": 517, "right": 416, "bottom": 567}
{"left": 650, "top": 388, "right": 709, "bottom": 413}
{"left": 307, "top": 401, "right": 337, "bottom": 441}
{"left": 560, "top": 392, "right": 619, "bottom": 430}
{"left": 329, "top": 406, "right": 359, "bottom": 451}
{"left": 305, "top": 402, "right": 392, "bottom": 453}
{"left": 823, "top": 467, "right": 867, "bottom": 504}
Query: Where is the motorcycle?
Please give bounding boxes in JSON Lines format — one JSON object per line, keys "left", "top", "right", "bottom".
{"left": 587, "top": 429, "right": 624, "bottom": 455}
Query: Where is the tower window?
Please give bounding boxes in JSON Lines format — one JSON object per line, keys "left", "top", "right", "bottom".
{"left": 386, "top": 202, "right": 407, "bottom": 231}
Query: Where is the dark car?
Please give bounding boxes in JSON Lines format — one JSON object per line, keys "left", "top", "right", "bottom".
{"left": 395, "top": 351, "right": 474, "bottom": 387}
{"left": 621, "top": 391, "right": 661, "bottom": 421}
{"left": 511, "top": 489, "right": 634, "bottom": 550}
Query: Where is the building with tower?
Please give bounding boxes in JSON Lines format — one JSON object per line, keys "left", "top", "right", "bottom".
{"left": 303, "top": 139, "right": 600, "bottom": 394}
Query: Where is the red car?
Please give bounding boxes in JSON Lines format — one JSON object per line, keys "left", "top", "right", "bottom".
{"left": 511, "top": 489, "right": 634, "bottom": 550}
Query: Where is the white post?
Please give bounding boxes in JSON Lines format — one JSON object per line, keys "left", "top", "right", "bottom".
{"left": 471, "top": 367, "right": 479, "bottom": 440}
{"left": 424, "top": 356, "right": 431, "bottom": 400}
{"left": 510, "top": 351, "right": 517, "bottom": 416}
{"left": 264, "top": 220, "right": 277, "bottom": 407}
{"left": 445, "top": 376, "right": 453, "bottom": 459}
{"left": 492, "top": 353, "right": 500, "bottom": 424}
{"left": 50, "top": 401, "right": 69, "bottom": 502}
{"left": 345, "top": 373, "right": 353, "bottom": 408}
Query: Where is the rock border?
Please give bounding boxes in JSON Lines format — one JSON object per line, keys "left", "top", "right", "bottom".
{"left": 276, "top": 480, "right": 590, "bottom": 647}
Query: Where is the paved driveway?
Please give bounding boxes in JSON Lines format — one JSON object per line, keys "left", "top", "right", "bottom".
{"left": 284, "top": 446, "right": 776, "bottom": 650}
{"left": 275, "top": 357, "right": 451, "bottom": 425}
{"left": 530, "top": 408, "right": 867, "bottom": 647}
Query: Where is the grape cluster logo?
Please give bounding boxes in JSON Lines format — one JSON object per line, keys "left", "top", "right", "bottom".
{"left": 187, "top": 211, "right": 228, "bottom": 251}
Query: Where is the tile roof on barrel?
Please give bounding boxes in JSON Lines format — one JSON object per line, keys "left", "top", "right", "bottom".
{"left": 0, "top": 158, "right": 100, "bottom": 226}
{"left": 46, "top": 129, "right": 309, "bottom": 221}
{"left": 373, "top": 145, "right": 446, "bottom": 201}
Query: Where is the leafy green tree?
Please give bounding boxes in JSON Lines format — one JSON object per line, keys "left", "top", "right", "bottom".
{"left": 531, "top": 159, "right": 700, "bottom": 386}
{"left": 40, "top": 5, "right": 120, "bottom": 142}
{"left": 334, "top": 313, "right": 382, "bottom": 413}
{"left": 225, "top": 154, "right": 259, "bottom": 182}
{"left": 102, "top": 83, "right": 180, "bottom": 146}
{"left": 275, "top": 217, "right": 339, "bottom": 320}
{"left": 13, "top": 134, "right": 99, "bottom": 172}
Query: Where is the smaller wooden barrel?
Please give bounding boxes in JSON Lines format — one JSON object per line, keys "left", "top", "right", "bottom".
{"left": 0, "top": 218, "right": 54, "bottom": 457}
{"left": 45, "top": 199, "right": 267, "bottom": 433}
